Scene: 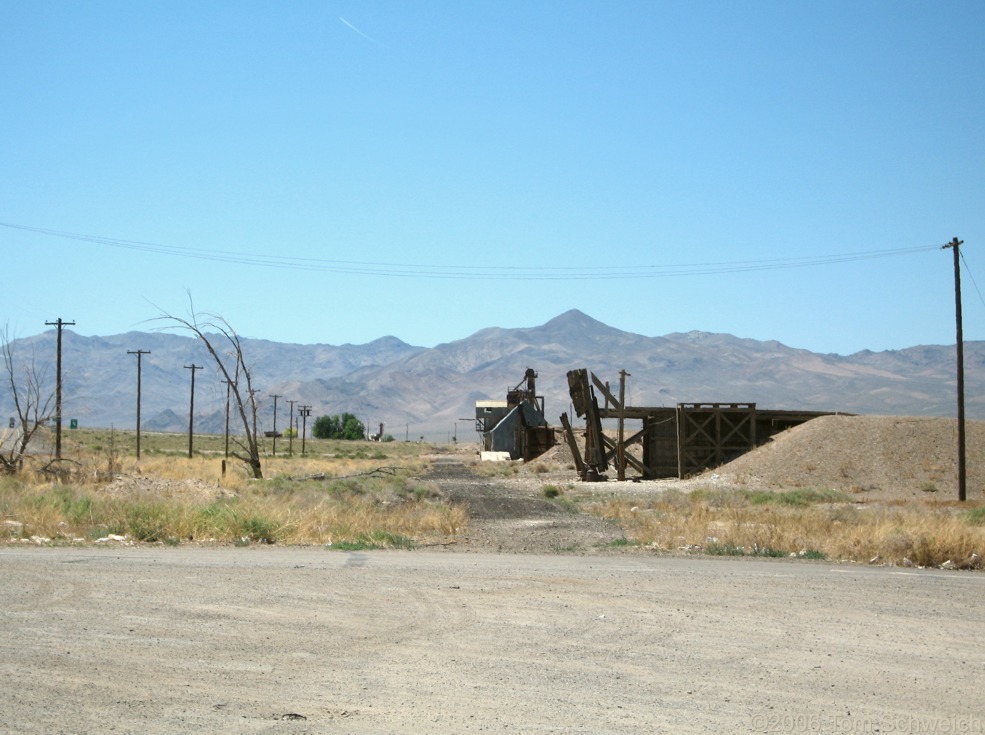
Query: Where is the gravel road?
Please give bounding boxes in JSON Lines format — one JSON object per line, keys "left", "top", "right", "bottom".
{"left": 2, "top": 546, "right": 983, "bottom": 734}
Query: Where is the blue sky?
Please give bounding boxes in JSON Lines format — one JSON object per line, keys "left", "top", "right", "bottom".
{"left": 2, "top": 0, "right": 982, "bottom": 355}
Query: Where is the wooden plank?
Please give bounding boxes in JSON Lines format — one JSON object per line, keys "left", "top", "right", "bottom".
{"left": 591, "top": 373, "right": 621, "bottom": 411}
{"left": 559, "top": 412, "right": 585, "bottom": 476}
{"left": 566, "top": 369, "right": 593, "bottom": 416}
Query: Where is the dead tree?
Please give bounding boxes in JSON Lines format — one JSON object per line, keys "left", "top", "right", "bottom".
{"left": 157, "top": 307, "right": 264, "bottom": 479}
{"left": 1, "top": 325, "right": 55, "bottom": 474}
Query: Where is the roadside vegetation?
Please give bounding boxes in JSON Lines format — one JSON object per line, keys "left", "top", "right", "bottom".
{"left": 0, "top": 428, "right": 464, "bottom": 548}
{"left": 3, "top": 427, "right": 983, "bottom": 568}
{"left": 584, "top": 486, "right": 985, "bottom": 569}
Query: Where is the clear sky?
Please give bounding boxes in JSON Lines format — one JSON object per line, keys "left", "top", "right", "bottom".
{"left": 2, "top": 1, "right": 982, "bottom": 355}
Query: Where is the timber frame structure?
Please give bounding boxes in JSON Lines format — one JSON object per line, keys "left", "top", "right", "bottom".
{"left": 561, "top": 368, "right": 837, "bottom": 481}
{"left": 476, "top": 368, "right": 556, "bottom": 461}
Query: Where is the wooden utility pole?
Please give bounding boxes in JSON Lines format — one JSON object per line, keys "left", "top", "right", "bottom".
{"left": 299, "top": 405, "right": 312, "bottom": 456}
{"left": 45, "top": 318, "right": 75, "bottom": 460}
{"left": 271, "top": 394, "right": 281, "bottom": 457}
{"left": 249, "top": 389, "right": 261, "bottom": 459}
{"left": 943, "top": 237, "right": 967, "bottom": 502}
{"left": 287, "top": 399, "right": 297, "bottom": 456}
{"left": 617, "top": 370, "right": 630, "bottom": 481}
{"left": 127, "top": 349, "right": 150, "bottom": 459}
{"left": 184, "top": 364, "right": 203, "bottom": 459}
{"left": 221, "top": 379, "right": 232, "bottom": 459}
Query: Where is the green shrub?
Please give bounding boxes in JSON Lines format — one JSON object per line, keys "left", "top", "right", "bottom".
{"left": 239, "top": 514, "right": 277, "bottom": 543}
{"left": 705, "top": 542, "right": 746, "bottom": 556}
{"left": 747, "top": 488, "right": 849, "bottom": 506}
{"left": 603, "top": 538, "right": 633, "bottom": 548}
{"left": 964, "top": 507, "right": 985, "bottom": 526}
{"left": 328, "top": 531, "right": 415, "bottom": 551}
{"left": 126, "top": 501, "right": 173, "bottom": 543}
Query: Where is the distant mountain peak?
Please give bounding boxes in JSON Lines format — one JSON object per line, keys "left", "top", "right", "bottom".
{"left": 542, "top": 309, "right": 615, "bottom": 332}
{"left": 3, "top": 317, "right": 981, "bottom": 439}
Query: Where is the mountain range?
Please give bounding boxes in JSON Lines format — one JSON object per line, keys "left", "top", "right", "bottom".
{"left": 2, "top": 310, "right": 981, "bottom": 441}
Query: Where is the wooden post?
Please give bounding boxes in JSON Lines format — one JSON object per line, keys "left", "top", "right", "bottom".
{"left": 46, "top": 318, "right": 75, "bottom": 460}
{"left": 943, "top": 237, "right": 966, "bottom": 501}
{"left": 184, "top": 364, "right": 203, "bottom": 459}
{"left": 617, "top": 370, "right": 630, "bottom": 481}
{"left": 128, "top": 349, "right": 150, "bottom": 459}
{"left": 559, "top": 412, "right": 585, "bottom": 477}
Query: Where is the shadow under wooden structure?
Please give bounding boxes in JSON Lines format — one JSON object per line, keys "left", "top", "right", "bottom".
{"left": 560, "top": 368, "right": 837, "bottom": 481}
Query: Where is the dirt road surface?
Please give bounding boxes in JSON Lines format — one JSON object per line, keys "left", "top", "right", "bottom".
{"left": 2, "top": 546, "right": 983, "bottom": 735}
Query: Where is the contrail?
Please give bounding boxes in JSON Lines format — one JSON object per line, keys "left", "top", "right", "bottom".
{"left": 339, "top": 16, "right": 377, "bottom": 43}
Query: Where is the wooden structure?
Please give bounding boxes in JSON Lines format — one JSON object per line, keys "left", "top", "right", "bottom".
{"left": 476, "top": 368, "right": 556, "bottom": 461}
{"left": 561, "top": 368, "right": 835, "bottom": 481}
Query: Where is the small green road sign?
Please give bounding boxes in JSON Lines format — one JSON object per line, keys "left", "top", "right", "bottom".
{"left": 70, "top": 419, "right": 78, "bottom": 429}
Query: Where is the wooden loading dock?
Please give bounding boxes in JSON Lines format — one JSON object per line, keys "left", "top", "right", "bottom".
{"left": 561, "top": 368, "right": 836, "bottom": 481}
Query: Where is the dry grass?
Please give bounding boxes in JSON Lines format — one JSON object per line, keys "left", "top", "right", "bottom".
{"left": 468, "top": 457, "right": 522, "bottom": 478}
{"left": 2, "top": 429, "right": 461, "bottom": 548}
{"left": 9, "top": 425, "right": 985, "bottom": 566}
{"left": 588, "top": 487, "right": 985, "bottom": 567}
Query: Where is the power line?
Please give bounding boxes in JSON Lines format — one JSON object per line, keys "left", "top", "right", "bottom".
{"left": 959, "top": 250, "right": 985, "bottom": 313}
{"left": 0, "top": 220, "right": 941, "bottom": 281}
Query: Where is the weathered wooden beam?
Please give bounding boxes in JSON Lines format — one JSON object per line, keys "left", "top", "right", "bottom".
{"left": 591, "top": 372, "right": 621, "bottom": 411}
{"left": 559, "top": 412, "right": 585, "bottom": 476}
{"left": 599, "top": 407, "right": 669, "bottom": 420}
{"left": 623, "top": 427, "right": 646, "bottom": 447}
{"left": 622, "top": 452, "right": 647, "bottom": 475}
{"left": 566, "top": 369, "right": 593, "bottom": 417}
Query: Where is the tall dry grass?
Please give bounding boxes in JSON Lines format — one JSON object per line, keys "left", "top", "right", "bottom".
{"left": 588, "top": 487, "right": 985, "bottom": 567}
{"left": 2, "top": 430, "right": 460, "bottom": 548}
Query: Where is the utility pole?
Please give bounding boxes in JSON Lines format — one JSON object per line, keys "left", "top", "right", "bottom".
{"left": 287, "top": 399, "right": 297, "bottom": 457}
{"left": 271, "top": 394, "right": 281, "bottom": 457}
{"left": 45, "top": 318, "right": 75, "bottom": 460}
{"left": 299, "top": 405, "right": 312, "bottom": 456}
{"left": 943, "top": 237, "right": 967, "bottom": 502}
{"left": 127, "top": 349, "right": 150, "bottom": 459}
{"left": 249, "top": 389, "right": 261, "bottom": 459}
{"left": 184, "top": 364, "right": 203, "bottom": 459}
{"left": 617, "top": 369, "right": 630, "bottom": 481}
{"left": 221, "top": 379, "right": 232, "bottom": 459}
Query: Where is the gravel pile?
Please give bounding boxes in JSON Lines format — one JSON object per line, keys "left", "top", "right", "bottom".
{"left": 535, "top": 415, "right": 984, "bottom": 502}
{"left": 710, "top": 414, "right": 985, "bottom": 501}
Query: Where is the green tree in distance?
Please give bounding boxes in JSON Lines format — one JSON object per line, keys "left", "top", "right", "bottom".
{"left": 312, "top": 413, "right": 365, "bottom": 440}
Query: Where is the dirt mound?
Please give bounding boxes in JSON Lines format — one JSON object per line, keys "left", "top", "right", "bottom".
{"left": 101, "top": 475, "right": 230, "bottom": 501}
{"left": 708, "top": 415, "right": 985, "bottom": 501}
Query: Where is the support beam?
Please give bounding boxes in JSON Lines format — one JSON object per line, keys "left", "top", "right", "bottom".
{"left": 559, "top": 412, "right": 585, "bottom": 477}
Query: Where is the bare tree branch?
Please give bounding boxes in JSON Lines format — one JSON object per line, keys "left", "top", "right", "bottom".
{"left": 153, "top": 300, "right": 263, "bottom": 479}
{"left": 2, "top": 325, "right": 56, "bottom": 473}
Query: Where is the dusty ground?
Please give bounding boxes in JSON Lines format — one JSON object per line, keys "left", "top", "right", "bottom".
{"left": 2, "top": 547, "right": 984, "bottom": 735}
{"left": 2, "top": 416, "right": 984, "bottom": 734}
{"left": 425, "top": 455, "right": 627, "bottom": 554}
